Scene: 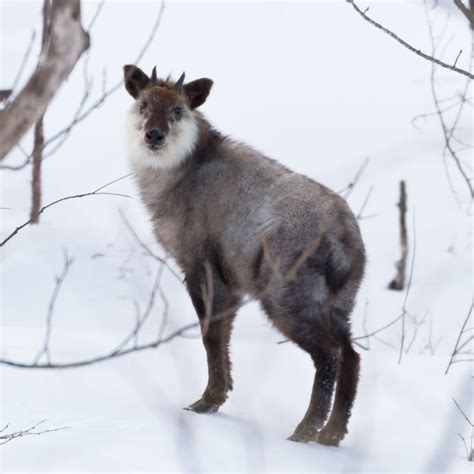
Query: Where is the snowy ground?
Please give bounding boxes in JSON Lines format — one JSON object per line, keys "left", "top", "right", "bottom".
{"left": 1, "top": 0, "right": 473, "bottom": 472}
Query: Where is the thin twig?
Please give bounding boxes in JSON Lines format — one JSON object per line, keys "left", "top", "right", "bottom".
{"left": 118, "top": 209, "right": 182, "bottom": 282}
{"left": 3, "top": 29, "right": 37, "bottom": 108}
{"left": 445, "top": 301, "right": 474, "bottom": 374}
{"left": 339, "top": 157, "right": 370, "bottom": 198}
{"left": 86, "top": 0, "right": 105, "bottom": 31}
{"left": 33, "top": 250, "right": 74, "bottom": 364}
{"left": 111, "top": 264, "right": 163, "bottom": 355}
{"left": 0, "top": 420, "right": 69, "bottom": 446}
{"left": 0, "top": 174, "right": 131, "bottom": 248}
{"left": 398, "top": 210, "right": 416, "bottom": 365}
{"left": 453, "top": 0, "right": 474, "bottom": 29}
{"left": 424, "top": 1, "right": 474, "bottom": 200}
{"left": 356, "top": 186, "right": 374, "bottom": 220}
{"left": 453, "top": 49, "right": 463, "bottom": 68}
{"left": 347, "top": 0, "right": 474, "bottom": 80}
{"left": 453, "top": 397, "right": 474, "bottom": 427}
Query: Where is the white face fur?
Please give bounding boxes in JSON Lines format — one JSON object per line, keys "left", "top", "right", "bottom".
{"left": 125, "top": 105, "right": 199, "bottom": 171}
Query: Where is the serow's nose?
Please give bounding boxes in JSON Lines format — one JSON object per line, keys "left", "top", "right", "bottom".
{"left": 145, "top": 128, "right": 165, "bottom": 146}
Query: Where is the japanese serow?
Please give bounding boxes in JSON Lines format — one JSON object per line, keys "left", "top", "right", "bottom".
{"left": 123, "top": 65, "right": 366, "bottom": 446}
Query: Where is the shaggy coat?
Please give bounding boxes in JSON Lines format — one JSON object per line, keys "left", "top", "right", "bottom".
{"left": 124, "top": 65, "right": 366, "bottom": 446}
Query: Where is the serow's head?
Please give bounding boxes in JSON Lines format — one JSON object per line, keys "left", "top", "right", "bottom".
{"left": 123, "top": 65, "right": 213, "bottom": 169}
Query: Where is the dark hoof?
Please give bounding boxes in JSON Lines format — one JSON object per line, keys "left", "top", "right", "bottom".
{"left": 287, "top": 424, "right": 318, "bottom": 443}
{"left": 184, "top": 398, "right": 220, "bottom": 414}
{"left": 316, "top": 429, "right": 343, "bottom": 447}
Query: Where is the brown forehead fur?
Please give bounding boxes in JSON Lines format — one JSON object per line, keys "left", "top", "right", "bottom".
{"left": 146, "top": 87, "right": 180, "bottom": 107}
{"left": 141, "top": 77, "right": 184, "bottom": 108}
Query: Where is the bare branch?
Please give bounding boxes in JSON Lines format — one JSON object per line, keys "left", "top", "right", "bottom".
{"left": 0, "top": 145, "right": 32, "bottom": 171}
{"left": 453, "top": 0, "right": 474, "bottom": 29}
{"left": 347, "top": 0, "right": 474, "bottom": 80}
{"left": 0, "top": 174, "right": 131, "bottom": 248}
{"left": 356, "top": 186, "right": 374, "bottom": 220}
{"left": 29, "top": 1, "right": 51, "bottom": 222}
{"left": 457, "top": 433, "right": 473, "bottom": 462}
{"left": 30, "top": 119, "right": 44, "bottom": 222}
{"left": 453, "top": 397, "right": 474, "bottom": 427}
{"left": 0, "top": 1, "right": 90, "bottom": 160}
{"left": 405, "top": 310, "right": 430, "bottom": 354}
{"left": 118, "top": 209, "right": 182, "bottom": 282}
{"left": 445, "top": 300, "right": 474, "bottom": 374}
{"left": 398, "top": 211, "right": 416, "bottom": 365}
{"left": 339, "top": 157, "right": 369, "bottom": 198}
{"left": 33, "top": 250, "right": 74, "bottom": 365}
{"left": 111, "top": 265, "right": 163, "bottom": 355}
{"left": 453, "top": 397, "right": 474, "bottom": 461}
{"left": 0, "top": 420, "right": 69, "bottom": 446}
{"left": 86, "top": 0, "right": 105, "bottom": 31}
{"left": 2, "top": 29, "right": 37, "bottom": 108}
{"left": 424, "top": 1, "right": 474, "bottom": 200}
{"left": 388, "top": 181, "right": 408, "bottom": 291}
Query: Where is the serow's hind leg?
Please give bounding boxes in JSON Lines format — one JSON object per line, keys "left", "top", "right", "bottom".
{"left": 316, "top": 335, "right": 360, "bottom": 446}
{"left": 288, "top": 329, "right": 341, "bottom": 443}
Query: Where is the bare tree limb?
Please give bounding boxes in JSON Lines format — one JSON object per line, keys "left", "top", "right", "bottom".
{"left": 389, "top": 181, "right": 408, "bottom": 290}
{"left": 33, "top": 250, "right": 74, "bottom": 365}
{"left": 411, "top": 95, "right": 473, "bottom": 131}
{"left": 118, "top": 208, "right": 182, "bottom": 282}
{"left": 2, "top": 29, "right": 37, "bottom": 108}
{"left": 453, "top": 397, "right": 474, "bottom": 462}
{"left": 0, "top": 174, "right": 132, "bottom": 248}
{"left": 453, "top": 397, "right": 474, "bottom": 427}
{"left": 0, "top": 0, "right": 90, "bottom": 161}
{"left": 405, "top": 310, "right": 430, "bottom": 354}
{"left": 356, "top": 186, "right": 375, "bottom": 220}
{"left": 30, "top": 119, "right": 44, "bottom": 222}
{"left": 347, "top": 0, "right": 474, "bottom": 80}
{"left": 0, "top": 420, "right": 69, "bottom": 446}
{"left": 30, "top": 0, "right": 51, "bottom": 223}
{"left": 398, "top": 211, "right": 416, "bottom": 365}
{"left": 445, "top": 301, "right": 474, "bottom": 374}
{"left": 0, "top": 145, "right": 32, "bottom": 171}
{"left": 86, "top": 0, "right": 105, "bottom": 31}
{"left": 339, "top": 157, "right": 370, "bottom": 198}
{"left": 111, "top": 264, "right": 164, "bottom": 355}
{"left": 453, "top": 0, "right": 474, "bottom": 29}
{"left": 424, "top": 1, "right": 474, "bottom": 200}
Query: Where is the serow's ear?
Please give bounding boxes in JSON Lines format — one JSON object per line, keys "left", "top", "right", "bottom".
{"left": 183, "top": 78, "right": 213, "bottom": 109}
{"left": 123, "top": 65, "right": 149, "bottom": 99}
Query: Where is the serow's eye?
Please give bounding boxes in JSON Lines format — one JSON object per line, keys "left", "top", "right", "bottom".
{"left": 140, "top": 100, "right": 148, "bottom": 113}
{"left": 173, "top": 106, "right": 183, "bottom": 121}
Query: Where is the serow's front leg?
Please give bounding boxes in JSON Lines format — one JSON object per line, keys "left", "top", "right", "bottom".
{"left": 184, "top": 261, "right": 241, "bottom": 414}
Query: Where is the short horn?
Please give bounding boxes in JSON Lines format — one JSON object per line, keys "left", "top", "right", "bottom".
{"left": 174, "top": 72, "right": 185, "bottom": 92}
{"left": 150, "top": 66, "right": 158, "bottom": 85}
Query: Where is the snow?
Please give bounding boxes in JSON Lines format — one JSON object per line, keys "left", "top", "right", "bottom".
{"left": 0, "top": 0, "right": 472, "bottom": 472}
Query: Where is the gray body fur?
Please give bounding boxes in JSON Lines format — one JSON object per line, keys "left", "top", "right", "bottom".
{"left": 133, "top": 113, "right": 364, "bottom": 309}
